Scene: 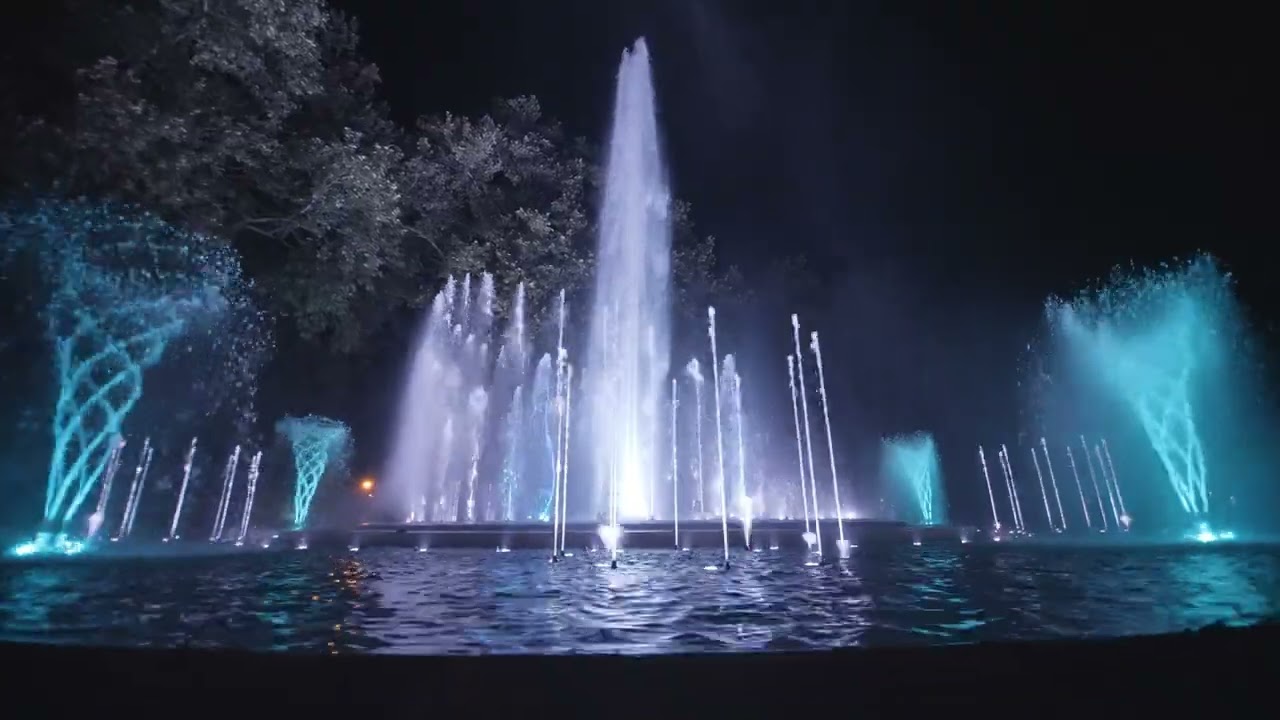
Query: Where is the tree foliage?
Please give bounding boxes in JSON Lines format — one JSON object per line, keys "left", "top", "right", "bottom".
{"left": 4, "top": 0, "right": 738, "bottom": 352}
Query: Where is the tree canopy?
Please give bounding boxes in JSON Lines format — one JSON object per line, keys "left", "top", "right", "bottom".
{"left": 3, "top": 0, "right": 738, "bottom": 352}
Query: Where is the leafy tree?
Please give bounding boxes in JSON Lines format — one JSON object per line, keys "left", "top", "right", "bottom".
{"left": 3, "top": 0, "right": 739, "bottom": 353}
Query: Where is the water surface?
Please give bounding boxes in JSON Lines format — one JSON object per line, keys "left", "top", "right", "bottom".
{"left": 1, "top": 544, "right": 1277, "bottom": 654}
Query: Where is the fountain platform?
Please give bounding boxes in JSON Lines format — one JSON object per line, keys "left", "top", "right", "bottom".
{"left": 268, "top": 518, "right": 976, "bottom": 551}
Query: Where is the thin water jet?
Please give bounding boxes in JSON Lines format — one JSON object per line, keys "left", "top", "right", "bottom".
{"left": 791, "top": 315, "right": 822, "bottom": 555}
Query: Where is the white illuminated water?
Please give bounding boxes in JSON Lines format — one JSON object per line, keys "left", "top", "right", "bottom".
{"left": 585, "top": 38, "right": 672, "bottom": 520}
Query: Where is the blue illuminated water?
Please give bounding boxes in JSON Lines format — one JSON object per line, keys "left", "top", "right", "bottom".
{"left": 1, "top": 545, "right": 1276, "bottom": 654}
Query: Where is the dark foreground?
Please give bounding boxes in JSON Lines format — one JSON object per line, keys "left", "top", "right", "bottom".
{"left": 4, "top": 623, "right": 1275, "bottom": 712}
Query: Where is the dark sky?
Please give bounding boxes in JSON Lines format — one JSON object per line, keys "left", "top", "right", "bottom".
{"left": 329, "top": 0, "right": 1272, "bottom": 519}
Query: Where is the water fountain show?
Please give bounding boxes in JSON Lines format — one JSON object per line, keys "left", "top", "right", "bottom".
{"left": 0, "top": 0, "right": 1277, "bottom": 667}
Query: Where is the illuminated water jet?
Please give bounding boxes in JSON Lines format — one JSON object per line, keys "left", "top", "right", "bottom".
{"left": 786, "top": 355, "right": 811, "bottom": 533}
{"left": 1040, "top": 437, "right": 1067, "bottom": 530}
{"left": 585, "top": 38, "right": 672, "bottom": 522}
{"left": 278, "top": 416, "right": 351, "bottom": 530}
{"left": 165, "top": 437, "right": 198, "bottom": 540}
{"left": 882, "top": 433, "right": 946, "bottom": 525}
{"left": 790, "top": 315, "right": 822, "bottom": 555}
{"left": 810, "top": 331, "right": 847, "bottom": 553}
{"left": 708, "top": 307, "right": 730, "bottom": 569}
{"left": 978, "top": 445, "right": 1002, "bottom": 532}
{"left": 2, "top": 201, "right": 247, "bottom": 556}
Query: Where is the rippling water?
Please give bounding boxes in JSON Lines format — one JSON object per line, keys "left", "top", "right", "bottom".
{"left": 2, "top": 544, "right": 1278, "bottom": 654}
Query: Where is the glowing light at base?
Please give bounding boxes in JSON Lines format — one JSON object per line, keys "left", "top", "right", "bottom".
{"left": 9, "top": 533, "right": 86, "bottom": 558}
{"left": 882, "top": 433, "right": 946, "bottom": 525}
{"left": 1187, "top": 522, "right": 1236, "bottom": 544}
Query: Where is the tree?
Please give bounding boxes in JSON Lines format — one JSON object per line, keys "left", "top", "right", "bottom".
{"left": 3, "top": 0, "right": 738, "bottom": 353}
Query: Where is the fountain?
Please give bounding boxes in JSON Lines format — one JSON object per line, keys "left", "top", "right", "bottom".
{"left": 708, "top": 307, "right": 730, "bottom": 569}
{"left": 1030, "top": 446, "right": 1055, "bottom": 530}
{"left": 791, "top": 315, "right": 822, "bottom": 553}
{"left": 277, "top": 416, "right": 351, "bottom": 530}
{"left": 1065, "top": 444, "right": 1092, "bottom": 528}
{"left": 1040, "top": 437, "right": 1067, "bottom": 530}
{"left": 670, "top": 377, "right": 679, "bottom": 547}
{"left": 2, "top": 201, "right": 248, "bottom": 557}
{"left": 810, "top": 331, "right": 848, "bottom": 555}
{"left": 235, "top": 451, "right": 263, "bottom": 545}
{"left": 977, "top": 446, "right": 1002, "bottom": 532}
{"left": 210, "top": 445, "right": 242, "bottom": 542}
{"left": 882, "top": 433, "right": 946, "bottom": 526}
{"left": 1045, "top": 255, "right": 1266, "bottom": 538}
{"left": 165, "top": 437, "right": 198, "bottom": 541}
{"left": 786, "top": 356, "right": 812, "bottom": 534}
{"left": 585, "top": 37, "right": 672, "bottom": 523}
{"left": 685, "top": 359, "right": 706, "bottom": 517}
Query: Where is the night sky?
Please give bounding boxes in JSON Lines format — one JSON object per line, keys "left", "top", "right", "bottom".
{"left": 328, "top": 0, "right": 1272, "bottom": 520}
{"left": 0, "top": 2, "right": 1272, "bottom": 524}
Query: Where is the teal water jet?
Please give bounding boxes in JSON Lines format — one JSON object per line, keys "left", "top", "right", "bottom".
{"left": 3, "top": 200, "right": 245, "bottom": 557}
{"left": 882, "top": 433, "right": 946, "bottom": 525}
{"left": 277, "top": 416, "right": 351, "bottom": 530}
{"left": 1046, "top": 254, "right": 1267, "bottom": 535}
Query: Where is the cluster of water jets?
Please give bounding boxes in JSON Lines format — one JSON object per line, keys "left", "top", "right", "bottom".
{"left": 977, "top": 436, "right": 1129, "bottom": 536}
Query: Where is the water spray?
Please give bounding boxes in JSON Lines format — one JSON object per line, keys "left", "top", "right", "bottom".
{"left": 811, "top": 332, "right": 849, "bottom": 556}
{"left": 211, "top": 445, "right": 242, "bottom": 542}
{"left": 166, "top": 437, "right": 197, "bottom": 540}
{"left": 791, "top": 315, "right": 822, "bottom": 555}
{"left": 89, "top": 437, "right": 126, "bottom": 539}
{"left": 236, "top": 451, "right": 262, "bottom": 544}
{"left": 671, "top": 376, "right": 679, "bottom": 548}
{"left": 1101, "top": 439, "right": 1129, "bottom": 523}
{"left": 1094, "top": 443, "right": 1122, "bottom": 529}
{"left": 686, "top": 359, "right": 705, "bottom": 517}
{"left": 1031, "top": 447, "right": 1055, "bottom": 530}
{"left": 733, "top": 370, "right": 751, "bottom": 549}
{"left": 787, "top": 355, "right": 812, "bottom": 533}
{"left": 117, "top": 438, "right": 154, "bottom": 540}
{"left": 1066, "top": 444, "right": 1092, "bottom": 528}
{"left": 978, "top": 445, "right": 1001, "bottom": 532}
{"left": 708, "top": 307, "right": 730, "bottom": 570}
{"left": 559, "top": 364, "right": 574, "bottom": 554}
{"left": 1080, "top": 436, "right": 1108, "bottom": 531}
{"left": 1040, "top": 437, "right": 1067, "bottom": 530}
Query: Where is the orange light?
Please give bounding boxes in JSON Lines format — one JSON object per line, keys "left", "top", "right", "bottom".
{"left": 359, "top": 477, "right": 375, "bottom": 493}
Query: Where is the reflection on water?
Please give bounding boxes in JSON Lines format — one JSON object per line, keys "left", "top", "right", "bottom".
{"left": 1, "top": 545, "right": 1277, "bottom": 655}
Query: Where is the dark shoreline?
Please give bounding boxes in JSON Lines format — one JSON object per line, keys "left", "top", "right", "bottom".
{"left": 4, "top": 622, "right": 1273, "bottom": 713}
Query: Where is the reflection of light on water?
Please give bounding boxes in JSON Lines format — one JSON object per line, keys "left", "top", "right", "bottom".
{"left": 769, "top": 546, "right": 779, "bottom": 551}
{"left": 804, "top": 561, "right": 819, "bottom": 567}
{"left": 417, "top": 546, "right": 428, "bottom": 553}
{"left": 348, "top": 546, "right": 360, "bottom": 552}
{"left": 496, "top": 547, "right": 511, "bottom": 553}
{"left": 563, "top": 552, "right": 575, "bottom": 557}
{"left": 1188, "top": 522, "right": 1236, "bottom": 544}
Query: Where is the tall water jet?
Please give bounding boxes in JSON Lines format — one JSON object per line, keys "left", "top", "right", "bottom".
{"left": 1066, "top": 444, "right": 1092, "bottom": 528}
{"left": 997, "top": 445, "right": 1023, "bottom": 531}
{"left": 585, "top": 38, "right": 672, "bottom": 522}
{"left": 1080, "top": 436, "right": 1109, "bottom": 530}
{"left": 1046, "top": 256, "right": 1257, "bottom": 532}
{"left": 708, "top": 307, "right": 729, "bottom": 568}
{"left": 278, "top": 416, "right": 351, "bottom": 530}
{"left": 211, "top": 445, "right": 241, "bottom": 542}
{"left": 3, "top": 201, "right": 245, "bottom": 556}
{"left": 786, "top": 356, "right": 812, "bottom": 532}
{"left": 558, "top": 364, "right": 574, "bottom": 554}
{"left": 977, "top": 446, "right": 1001, "bottom": 531}
{"left": 1031, "top": 446, "right": 1055, "bottom": 530}
{"left": 236, "top": 451, "right": 262, "bottom": 544}
{"left": 811, "top": 331, "right": 847, "bottom": 552}
{"left": 552, "top": 291, "right": 567, "bottom": 544}
{"left": 882, "top": 433, "right": 946, "bottom": 525}
{"left": 166, "top": 437, "right": 198, "bottom": 540}
{"left": 88, "top": 437, "right": 126, "bottom": 539}
{"left": 685, "top": 359, "right": 705, "bottom": 516}
{"left": 1094, "top": 443, "right": 1122, "bottom": 528}
{"left": 1041, "top": 437, "right": 1067, "bottom": 530}
{"left": 790, "top": 315, "right": 822, "bottom": 554}
{"left": 1102, "top": 439, "right": 1130, "bottom": 522}
{"left": 117, "top": 438, "right": 154, "bottom": 540}
{"left": 501, "top": 386, "right": 524, "bottom": 521}
{"left": 730, "top": 366, "right": 751, "bottom": 547}
{"left": 671, "top": 377, "right": 679, "bottom": 547}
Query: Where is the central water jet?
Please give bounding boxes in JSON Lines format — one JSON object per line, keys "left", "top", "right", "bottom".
{"left": 585, "top": 38, "right": 672, "bottom": 521}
